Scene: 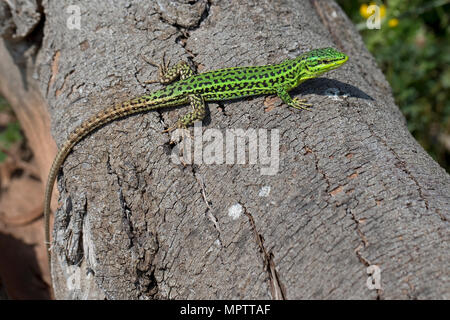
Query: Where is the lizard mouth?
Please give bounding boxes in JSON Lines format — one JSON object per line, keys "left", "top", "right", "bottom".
{"left": 317, "top": 54, "right": 348, "bottom": 72}
{"left": 328, "top": 54, "right": 349, "bottom": 69}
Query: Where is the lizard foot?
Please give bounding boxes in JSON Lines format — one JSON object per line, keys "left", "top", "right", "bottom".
{"left": 289, "top": 97, "right": 313, "bottom": 111}
{"left": 162, "top": 121, "right": 194, "bottom": 144}
{"left": 142, "top": 52, "right": 172, "bottom": 84}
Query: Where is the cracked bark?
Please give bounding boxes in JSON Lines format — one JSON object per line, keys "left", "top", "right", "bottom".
{"left": 0, "top": 0, "right": 448, "bottom": 299}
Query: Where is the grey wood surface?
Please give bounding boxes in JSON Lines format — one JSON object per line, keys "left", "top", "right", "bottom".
{"left": 1, "top": 0, "right": 448, "bottom": 299}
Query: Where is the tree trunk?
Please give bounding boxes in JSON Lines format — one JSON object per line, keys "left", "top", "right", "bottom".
{"left": 0, "top": 0, "right": 448, "bottom": 299}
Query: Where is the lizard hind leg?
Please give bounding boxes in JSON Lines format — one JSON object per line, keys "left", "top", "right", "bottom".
{"left": 143, "top": 53, "right": 195, "bottom": 84}
{"left": 163, "top": 94, "right": 206, "bottom": 133}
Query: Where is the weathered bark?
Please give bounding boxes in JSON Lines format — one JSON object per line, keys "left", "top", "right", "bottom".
{"left": 0, "top": 0, "right": 448, "bottom": 299}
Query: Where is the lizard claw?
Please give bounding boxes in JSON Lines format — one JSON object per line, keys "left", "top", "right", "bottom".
{"left": 161, "top": 126, "right": 176, "bottom": 133}
{"left": 162, "top": 120, "right": 185, "bottom": 134}
{"left": 290, "top": 97, "right": 313, "bottom": 111}
{"left": 142, "top": 52, "right": 171, "bottom": 84}
{"left": 162, "top": 123, "right": 193, "bottom": 144}
{"left": 141, "top": 53, "right": 159, "bottom": 67}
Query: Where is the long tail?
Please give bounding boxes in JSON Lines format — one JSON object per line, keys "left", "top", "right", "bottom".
{"left": 44, "top": 95, "right": 184, "bottom": 277}
{"left": 44, "top": 138, "right": 77, "bottom": 270}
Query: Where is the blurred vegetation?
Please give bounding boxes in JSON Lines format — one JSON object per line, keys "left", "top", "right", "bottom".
{"left": 0, "top": 96, "right": 22, "bottom": 163}
{"left": 337, "top": 0, "right": 450, "bottom": 172}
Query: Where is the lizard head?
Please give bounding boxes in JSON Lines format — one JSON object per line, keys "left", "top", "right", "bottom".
{"left": 295, "top": 47, "right": 348, "bottom": 80}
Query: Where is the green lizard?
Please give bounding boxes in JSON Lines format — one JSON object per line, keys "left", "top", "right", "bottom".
{"left": 44, "top": 47, "right": 348, "bottom": 278}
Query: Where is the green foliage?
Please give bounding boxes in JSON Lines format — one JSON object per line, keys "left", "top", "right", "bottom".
{"left": 0, "top": 96, "right": 9, "bottom": 112}
{"left": 0, "top": 96, "right": 23, "bottom": 163}
{"left": 337, "top": 0, "right": 450, "bottom": 172}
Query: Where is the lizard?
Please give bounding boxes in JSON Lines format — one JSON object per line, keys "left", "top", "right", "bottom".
{"left": 44, "top": 47, "right": 348, "bottom": 281}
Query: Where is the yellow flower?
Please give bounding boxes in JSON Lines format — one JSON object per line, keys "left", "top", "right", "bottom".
{"left": 388, "top": 18, "right": 399, "bottom": 27}
{"left": 380, "top": 4, "right": 386, "bottom": 18}
{"left": 360, "top": 3, "right": 386, "bottom": 19}
{"left": 360, "top": 4, "right": 370, "bottom": 18}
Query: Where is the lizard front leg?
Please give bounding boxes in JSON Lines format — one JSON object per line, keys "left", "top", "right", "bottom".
{"left": 276, "top": 87, "right": 312, "bottom": 110}
{"left": 143, "top": 53, "right": 195, "bottom": 84}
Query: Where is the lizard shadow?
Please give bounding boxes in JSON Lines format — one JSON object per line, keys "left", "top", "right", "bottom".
{"left": 289, "top": 77, "right": 374, "bottom": 101}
